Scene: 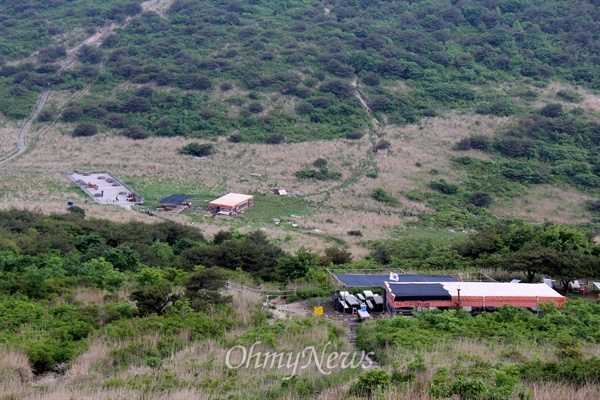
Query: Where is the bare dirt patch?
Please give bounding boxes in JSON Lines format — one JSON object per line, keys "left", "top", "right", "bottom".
{"left": 270, "top": 298, "right": 312, "bottom": 319}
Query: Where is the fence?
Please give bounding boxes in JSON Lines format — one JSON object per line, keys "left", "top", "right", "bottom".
{"left": 226, "top": 281, "right": 297, "bottom": 297}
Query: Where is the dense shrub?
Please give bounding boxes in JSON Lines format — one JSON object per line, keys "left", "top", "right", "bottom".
{"left": 539, "top": 103, "right": 563, "bottom": 118}
{"left": 265, "top": 134, "right": 284, "bottom": 144}
{"left": 179, "top": 142, "right": 214, "bottom": 157}
{"left": 295, "top": 167, "right": 341, "bottom": 181}
{"left": 228, "top": 133, "right": 243, "bottom": 143}
{"left": 247, "top": 102, "right": 264, "bottom": 113}
{"left": 72, "top": 122, "right": 99, "bottom": 137}
{"left": 556, "top": 89, "right": 584, "bottom": 103}
{"left": 295, "top": 102, "right": 314, "bottom": 115}
{"left": 371, "top": 188, "right": 397, "bottom": 204}
{"left": 469, "top": 191, "right": 492, "bottom": 208}
{"left": 61, "top": 105, "right": 83, "bottom": 122}
{"left": 475, "top": 100, "right": 517, "bottom": 117}
{"left": 346, "top": 131, "right": 364, "bottom": 140}
{"left": 122, "top": 125, "right": 149, "bottom": 140}
{"left": 362, "top": 72, "right": 381, "bottom": 86}
{"left": 429, "top": 179, "right": 459, "bottom": 195}
{"left": 312, "top": 158, "right": 327, "bottom": 168}
{"left": 319, "top": 79, "right": 353, "bottom": 98}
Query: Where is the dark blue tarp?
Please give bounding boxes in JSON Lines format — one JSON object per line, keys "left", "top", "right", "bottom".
{"left": 333, "top": 274, "right": 459, "bottom": 287}
{"left": 159, "top": 194, "right": 194, "bottom": 204}
{"left": 388, "top": 283, "right": 452, "bottom": 301}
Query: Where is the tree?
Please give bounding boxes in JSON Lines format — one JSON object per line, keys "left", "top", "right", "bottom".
{"left": 185, "top": 267, "right": 231, "bottom": 311}
{"left": 172, "top": 238, "right": 202, "bottom": 255}
{"left": 276, "top": 247, "right": 320, "bottom": 282}
{"left": 130, "top": 268, "right": 174, "bottom": 316}
{"left": 362, "top": 72, "right": 380, "bottom": 86}
{"left": 72, "top": 122, "right": 99, "bottom": 137}
{"left": 455, "top": 224, "right": 510, "bottom": 259}
{"left": 504, "top": 223, "right": 535, "bottom": 252}
{"left": 80, "top": 257, "right": 126, "bottom": 292}
{"left": 77, "top": 45, "right": 103, "bottom": 64}
{"left": 545, "top": 250, "right": 593, "bottom": 295}
{"left": 536, "top": 224, "right": 591, "bottom": 254}
{"left": 321, "top": 247, "right": 353, "bottom": 266}
{"left": 503, "top": 243, "right": 558, "bottom": 283}
{"left": 103, "top": 245, "right": 140, "bottom": 271}
{"left": 212, "top": 230, "right": 235, "bottom": 245}
{"left": 149, "top": 240, "right": 174, "bottom": 266}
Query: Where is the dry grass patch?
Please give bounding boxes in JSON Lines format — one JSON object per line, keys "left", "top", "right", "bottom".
{"left": 361, "top": 113, "right": 512, "bottom": 197}
{"left": 0, "top": 349, "right": 33, "bottom": 385}
{"left": 492, "top": 185, "right": 593, "bottom": 224}
{"left": 542, "top": 82, "right": 600, "bottom": 112}
{"left": 0, "top": 115, "right": 21, "bottom": 158}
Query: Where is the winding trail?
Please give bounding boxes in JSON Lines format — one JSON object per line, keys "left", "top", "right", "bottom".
{"left": 350, "top": 76, "right": 380, "bottom": 129}
{"left": 298, "top": 77, "right": 384, "bottom": 205}
{"left": 0, "top": 0, "right": 174, "bottom": 164}
{"left": 0, "top": 85, "right": 51, "bottom": 164}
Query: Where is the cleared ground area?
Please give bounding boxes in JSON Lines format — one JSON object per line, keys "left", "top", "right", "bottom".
{"left": 69, "top": 172, "right": 140, "bottom": 208}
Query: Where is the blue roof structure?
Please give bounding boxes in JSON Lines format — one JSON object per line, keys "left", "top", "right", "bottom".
{"left": 388, "top": 283, "right": 452, "bottom": 301}
{"left": 159, "top": 194, "right": 194, "bottom": 204}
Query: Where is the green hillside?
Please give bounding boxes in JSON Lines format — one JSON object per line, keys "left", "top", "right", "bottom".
{"left": 1, "top": 0, "right": 600, "bottom": 137}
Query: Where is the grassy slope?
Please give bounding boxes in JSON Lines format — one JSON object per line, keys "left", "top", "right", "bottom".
{"left": 1, "top": 0, "right": 600, "bottom": 250}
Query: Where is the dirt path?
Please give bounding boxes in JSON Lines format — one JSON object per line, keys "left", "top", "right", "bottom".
{"left": 296, "top": 77, "right": 383, "bottom": 205}
{"left": 58, "top": 25, "right": 115, "bottom": 73}
{"left": 350, "top": 76, "right": 380, "bottom": 128}
{"left": 143, "top": 0, "right": 175, "bottom": 19}
{"left": 0, "top": 85, "right": 51, "bottom": 164}
{"left": 269, "top": 297, "right": 381, "bottom": 373}
{"left": 0, "top": 1, "right": 175, "bottom": 163}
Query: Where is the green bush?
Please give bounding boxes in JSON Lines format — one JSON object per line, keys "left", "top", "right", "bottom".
{"left": 469, "top": 192, "right": 492, "bottom": 208}
{"left": 295, "top": 167, "right": 341, "bottom": 181}
{"left": 430, "top": 179, "right": 459, "bottom": 195}
{"left": 179, "top": 142, "right": 214, "bottom": 157}
{"left": 371, "top": 188, "right": 397, "bottom": 204}
{"left": 350, "top": 369, "right": 391, "bottom": 396}
{"left": 72, "top": 122, "right": 99, "bottom": 137}
{"left": 475, "top": 100, "right": 517, "bottom": 117}
{"left": 122, "top": 125, "right": 148, "bottom": 140}
{"left": 556, "top": 89, "right": 584, "bottom": 103}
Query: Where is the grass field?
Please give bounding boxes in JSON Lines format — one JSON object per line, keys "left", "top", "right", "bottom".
{"left": 0, "top": 80, "right": 598, "bottom": 256}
